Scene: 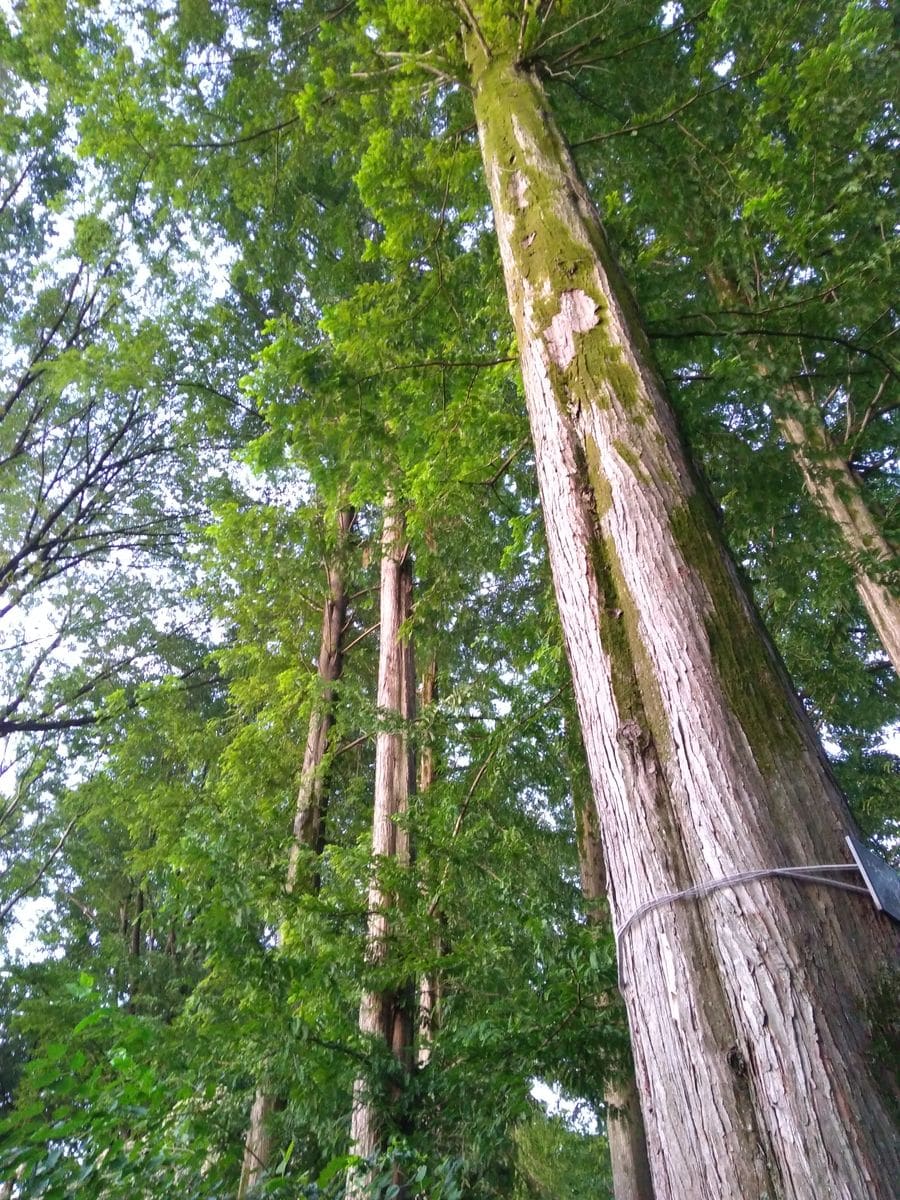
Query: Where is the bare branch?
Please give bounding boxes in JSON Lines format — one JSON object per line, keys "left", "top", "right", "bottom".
{"left": 571, "top": 70, "right": 760, "bottom": 147}
{"left": 0, "top": 816, "right": 78, "bottom": 925}
{"left": 171, "top": 116, "right": 300, "bottom": 152}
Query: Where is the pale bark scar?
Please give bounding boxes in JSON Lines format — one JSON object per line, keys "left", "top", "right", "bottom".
{"left": 544, "top": 288, "right": 600, "bottom": 371}
{"left": 509, "top": 169, "right": 529, "bottom": 209}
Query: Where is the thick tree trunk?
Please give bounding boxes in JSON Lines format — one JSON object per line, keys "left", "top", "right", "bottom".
{"left": 237, "top": 507, "right": 352, "bottom": 1199}
{"left": 573, "top": 765, "right": 655, "bottom": 1200}
{"left": 347, "top": 503, "right": 416, "bottom": 1198}
{"left": 779, "top": 390, "right": 900, "bottom": 673}
{"left": 471, "top": 47, "right": 899, "bottom": 1200}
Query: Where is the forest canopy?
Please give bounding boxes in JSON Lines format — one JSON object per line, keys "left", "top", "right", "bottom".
{"left": 0, "top": 2, "right": 897, "bottom": 1198}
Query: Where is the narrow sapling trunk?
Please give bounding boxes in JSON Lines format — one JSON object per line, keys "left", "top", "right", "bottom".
{"left": 347, "top": 504, "right": 416, "bottom": 1197}
{"left": 237, "top": 508, "right": 353, "bottom": 1200}
{"left": 469, "top": 39, "right": 899, "bottom": 1200}
{"left": 573, "top": 757, "right": 654, "bottom": 1200}
{"left": 129, "top": 888, "right": 143, "bottom": 959}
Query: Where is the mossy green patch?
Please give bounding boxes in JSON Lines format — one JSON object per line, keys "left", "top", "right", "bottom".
{"left": 584, "top": 434, "right": 612, "bottom": 520}
{"left": 670, "top": 494, "right": 804, "bottom": 772}
{"left": 575, "top": 327, "right": 643, "bottom": 415}
{"left": 601, "top": 531, "right": 672, "bottom": 762}
{"left": 578, "top": 439, "right": 670, "bottom": 759}
{"left": 612, "top": 439, "right": 650, "bottom": 484}
{"left": 471, "top": 53, "right": 649, "bottom": 420}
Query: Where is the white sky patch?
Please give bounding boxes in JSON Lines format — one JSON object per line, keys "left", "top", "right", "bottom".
{"left": 880, "top": 723, "right": 900, "bottom": 755}
{"left": 530, "top": 1079, "right": 599, "bottom": 1134}
{"left": 0, "top": 0, "right": 20, "bottom": 31}
{"left": 3, "top": 896, "right": 57, "bottom": 960}
{"left": 713, "top": 52, "right": 736, "bottom": 77}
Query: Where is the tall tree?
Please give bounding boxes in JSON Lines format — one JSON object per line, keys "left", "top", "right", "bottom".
{"left": 238, "top": 503, "right": 354, "bottom": 1198}
{"left": 583, "top": 2, "right": 898, "bottom": 676}
{"left": 348, "top": 501, "right": 416, "bottom": 1195}
{"left": 457, "top": 7, "right": 898, "bottom": 1196}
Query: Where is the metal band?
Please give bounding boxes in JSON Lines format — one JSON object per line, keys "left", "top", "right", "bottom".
{"left": 615, "top": 863, "right": 867, "bottom": 981}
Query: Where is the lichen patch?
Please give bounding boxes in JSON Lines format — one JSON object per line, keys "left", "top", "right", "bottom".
{"left": 544, "top": 289, "right": 600, "bottom": 371}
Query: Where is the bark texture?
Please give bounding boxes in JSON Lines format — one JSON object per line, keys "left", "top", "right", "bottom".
{"left": 471, "top": 45, "right": 899, "bottom": 1200}
{"left": 237, "top": 1092, "right": 278, "bottom": 1200}
{"left": 237, "top": 507, "right": 352, "bottom": 1199}
{"left": 574, "top": 769, "right": 655, "bottom": 1200}
{"left": 347, "top": 504, "right": 416, "bottom": 1198}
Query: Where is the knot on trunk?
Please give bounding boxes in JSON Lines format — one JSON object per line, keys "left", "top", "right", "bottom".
{"left": 616, "top": 718, "right": 649, "bottom": 753}
{"left": 727, "top": 1045, "right": 749, "bottom": 1078}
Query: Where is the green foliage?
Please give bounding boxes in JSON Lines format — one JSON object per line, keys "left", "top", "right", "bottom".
{"left": 1, "top": 1, "right": 896, "bottom": 1196}
{"left": 512, "top": 1105, "right": 613, "bottom": 1199}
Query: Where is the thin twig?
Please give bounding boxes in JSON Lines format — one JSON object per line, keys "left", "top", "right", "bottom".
{"left": 342, "top": 621, "right": 381, "bottom": 655}
{"left": 357, "top": 356, "right": 515, "bottom": 385}
{"left": 572, "top": 70, "right": 759, "bottom": 148}
{"left": 648, "top": 325, "right": 899, "bottom": 383}
{"left": 172, "top": 116, "right": 300, "bottom": 151}
{"left": 0, "top": 817, "right": 78, "bottom": 924}
{"left": 332, "top": 733, "right": 374, "bottom": 760}
{"left": 426, "top": 688, "right": 563, "bottom": 917}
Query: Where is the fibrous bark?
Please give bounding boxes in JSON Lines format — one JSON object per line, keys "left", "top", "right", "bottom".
{"left": 236, "top": 1092, "right": 278, "bottom": 1200}
{"left": 347, "top": 502, "right": 416, "bottom": 1197}
{"left": 470, "top": 42, "right": 899, "bottom": 1200}
{"left": 573, "top": 756, "right": 654, "bottom": 1200}
{"left": 237, "top": 507, "right": 352, "bottom": 1199}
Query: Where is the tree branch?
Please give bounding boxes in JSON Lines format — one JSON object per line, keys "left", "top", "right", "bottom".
{"left": 571, "top": 70, "right": 759, "bottom": 147}
{"left": 648, "top": 325, "right": 899, "bottom": 382}
{"left": 0, "top": 816, "right": 78, "bottom": 925}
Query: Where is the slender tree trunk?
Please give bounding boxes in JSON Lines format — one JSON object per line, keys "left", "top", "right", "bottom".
{"left": 470, "top": 43, "right": 899, "bottom": 1200}
{"left": 129, "top": 888, "right": 143, "bottom": 959}
{"left": 287, "top": 506, "right": 355, "bottom": 891}
{"left": 573, "top": 760, "right": 655, "bottom": 1200}
{"left": 347, "top": 503, "right": 416, "bottom": 1198}
{"left": 707, "top": 270, "right": 900, "bottom": 672}
{"left": 124, "top": 885, "right": 144, "bottom": 1014}
{"left": 779, "top": 388, "right": 900, "bottom": 673}
{"left": 416, "top": 656, "right": 439, "bottom": 1067}
{"left": 237, "top": 507, "right": 353, "bottom": 1199}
